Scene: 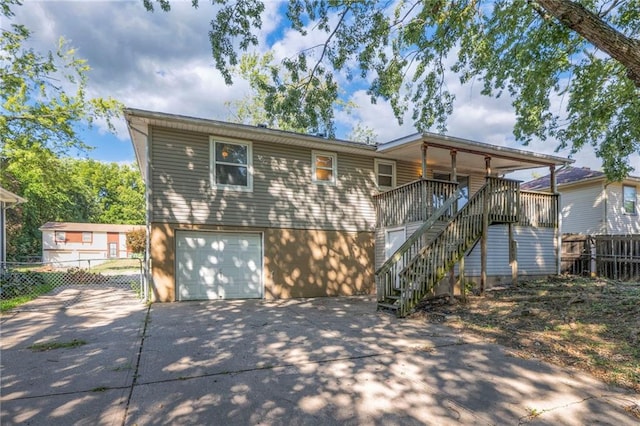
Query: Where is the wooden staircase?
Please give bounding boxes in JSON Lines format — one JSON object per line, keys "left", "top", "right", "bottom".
{"left": 376, "top": 177, "right": 520, "bottom": 317}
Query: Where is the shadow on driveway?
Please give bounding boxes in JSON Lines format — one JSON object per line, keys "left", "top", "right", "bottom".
{"left": 2, "top": 296, "right": 638, "bottom": 425}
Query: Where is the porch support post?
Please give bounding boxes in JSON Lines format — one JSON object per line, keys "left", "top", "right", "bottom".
{"left": 450, "top": 150, "right": 457, "bottom": 181}
{"left": 421, "top": 143, "right": 429, "bottom": 218}
{"left": 449, "top": 150, "right": 457, "bottom": 299}
{"left": 484, "top": 156, "right": 492, "bottom": 177}
{"left": 421, "top": 143, "right": 428, "bottom": 178}
{"left": 509, "top": 222, "right": 518, "bottom": 286}
{"left": 550, "top": 164, "right": 561, "bottom": 275}
{"left": 481, "top": 186, "right": 488, "bottom": 296}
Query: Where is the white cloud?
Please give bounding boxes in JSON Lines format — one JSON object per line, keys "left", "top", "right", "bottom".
{"left": 7, "top": 1, "right": 638, "bottom": 175}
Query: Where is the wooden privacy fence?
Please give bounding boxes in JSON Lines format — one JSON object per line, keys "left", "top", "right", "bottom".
{"left": 561, "top": 234, "right": 640, "bottom": 281}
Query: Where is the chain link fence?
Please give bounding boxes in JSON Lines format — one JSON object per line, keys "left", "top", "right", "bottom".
{"left": 0, "top": 258, "right": 147, "bottom": 311}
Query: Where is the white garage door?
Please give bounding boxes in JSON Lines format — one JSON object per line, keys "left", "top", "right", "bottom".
{"left": 176, "top": 231, "right": 263, "bottom": 301}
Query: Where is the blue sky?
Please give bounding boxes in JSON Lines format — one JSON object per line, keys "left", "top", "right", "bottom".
{"left": 9, "top": 1, "right": 639, "bottom": 177}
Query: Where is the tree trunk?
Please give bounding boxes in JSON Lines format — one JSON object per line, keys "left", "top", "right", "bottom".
{"left": 535, "top": 0, "right": 640, "bottom": 86}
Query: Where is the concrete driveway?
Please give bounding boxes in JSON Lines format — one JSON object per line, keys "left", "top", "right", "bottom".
{"left": 1, "top": 295, "right": 638, "bottom": 425}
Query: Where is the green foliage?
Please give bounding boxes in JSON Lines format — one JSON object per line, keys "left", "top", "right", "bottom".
{"left": 226, "top": 51, "right": 378, "bottom": 140}
{"left": 1, "top": 157, "right": 145, "bottom": 261}
{"left": 68, "top": 160, "right": 145, "bottom": 225}
{"left": 0, "top": 270, "right": 46, "bottom": 299}
{"left": 225, "top": 51, "right": 341, "bottom": 136}
{"left": 1, "top": 1, "right": 131, "bottom": 261}
{"left": 1, "top": 7, "right": 122, "bottom": 156}
{"left": 147, "top": 0, "right": 639, "bottom": 179}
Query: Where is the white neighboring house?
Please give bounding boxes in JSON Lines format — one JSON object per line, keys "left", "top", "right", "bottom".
{"left": 522, "top": 167, "right": 639, "bottom": 235}
{"left": 40, "top": 222, "right": 144, "bottom": 266}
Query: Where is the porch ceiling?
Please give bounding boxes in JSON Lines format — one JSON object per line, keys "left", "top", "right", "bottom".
{"left": 377, "top": 133, "right": 573, "bottom": 175}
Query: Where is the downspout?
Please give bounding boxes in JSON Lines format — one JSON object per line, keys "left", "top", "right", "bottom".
{"left": 145, "top": 131, "right": 153, "bottom": 303}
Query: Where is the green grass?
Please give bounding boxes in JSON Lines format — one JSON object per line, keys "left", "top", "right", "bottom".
{"left": 0, "top": 283, "right": 54, "bottom": 312}
{"left": 88, "top": 259, "right": 142, "bottom": 273}
{"left": 28, "top": 339, "right": 87, "bottom": 352}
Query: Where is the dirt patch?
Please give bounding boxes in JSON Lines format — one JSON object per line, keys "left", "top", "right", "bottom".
{"left": 411, "top": 276, "right": 640, "bottom": 393}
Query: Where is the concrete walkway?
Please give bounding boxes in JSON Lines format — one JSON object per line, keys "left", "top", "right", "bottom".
{"left": 1, "top": 295, "right": 638, "bottom": 425}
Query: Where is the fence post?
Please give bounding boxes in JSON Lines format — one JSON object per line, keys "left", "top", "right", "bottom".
{"left": 590, "top": 237, "right": 597, "bottom": 277}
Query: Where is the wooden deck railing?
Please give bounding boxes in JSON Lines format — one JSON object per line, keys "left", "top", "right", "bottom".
{"left": 374, "top": 179, "right": 459, "bottom": 228}
{"left": 486, "top": 177, "right": 520, "bottom": 223}
{"left": 519, "top": 190, "right": 559, "bottom": 228}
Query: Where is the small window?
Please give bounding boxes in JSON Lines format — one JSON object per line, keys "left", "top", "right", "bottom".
{"left": 210, "top": 138, "right": 252, "bottom": 190}
{"left": 82, "top": 232, "right": 92, "bottom": 243}
{"left": 375, "top": 159, "right": 396, "bottom": 190}
{"left": 312, "top": 151, "right": 337, "bottom": 184}
{"left": 55, "top": 231, "right": 66, "bottom": 242}
{"left": 623, "top": 185, "right": 637, "bottom": 214}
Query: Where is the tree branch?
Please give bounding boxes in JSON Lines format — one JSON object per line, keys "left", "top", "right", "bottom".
{"left": 533, "top": 0, "right": 640, "bottom": 87}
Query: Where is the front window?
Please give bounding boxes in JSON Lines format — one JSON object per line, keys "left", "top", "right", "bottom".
{"left": 375, "top": 159, "right": 396, "bottom": 190}
{"left": 623, "top": 185, "right": 637, "bottom": 214}
{"left": 55, "top": 231, "right": 66, "bottom": 242}
{"left": 210, "top": 138, "right": 252, "bottom": 190}
{"left": 82, "top": 232, "right": 92, "bottom": 243}
{"left": 312, "top": 151, "right": 337, "bottom": 184}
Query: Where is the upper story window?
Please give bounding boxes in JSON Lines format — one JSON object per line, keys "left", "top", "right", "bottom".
{"left": 623, "top": 185, "right": 637, "bottom": 214}
{"left": 54, "top": 231, "right": 66, "bottom": 242}
{"left": 375, "top": 159, "right": 396, "bottom": 190}
{"left": 82, "top": 232, "right": 93, "bottom": 243}
{"left": 210, "top": 138, "right": 253, "bottom": 191}
{"left": 312, "top": 151, "right": 337, "bottom": 185}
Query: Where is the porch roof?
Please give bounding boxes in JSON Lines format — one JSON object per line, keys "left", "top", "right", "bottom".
{"left": 377, "top": 133, "right": 573, "bottom": 175}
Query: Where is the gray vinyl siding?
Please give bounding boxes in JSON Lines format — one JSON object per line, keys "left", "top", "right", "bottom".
{"left": 605, "top": 183, "right": 640, "bottom": 234}
{"left": 559, "top": 183, "right": 604, "bottom": 234}
{"left": 150, "top": 127, "right": 377, "bottom": 231}
{"left": 396, "top": 160, "right": 421, "bottom": 186}
{"left": 464, "top": 225, "right": 557, "bottom": 276}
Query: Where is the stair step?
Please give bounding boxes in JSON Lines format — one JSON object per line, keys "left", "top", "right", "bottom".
{"left": 377, "top": 302, "right": 398, "bottom": 311}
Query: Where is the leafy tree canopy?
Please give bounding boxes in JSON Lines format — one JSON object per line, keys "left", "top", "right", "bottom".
{"left": 1, "top": 0, "right": 121, "bottom": 157}
{"left": 225, "top": 51, "right": 378, "bottom": 142}
{"left": 1, "top": 156, "right": 145, "bottom": 261}
{"left": 146, "top": 0, "right": 639, "bottom": 180}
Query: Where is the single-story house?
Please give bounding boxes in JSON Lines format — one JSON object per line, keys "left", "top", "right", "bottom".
{"left": 125, "top": 108, "right": 572, "bottom": 316}
{"left": 1, "top": 186, "right": 27, "bottom": 267}
{"left": 522, "top": 166, "right": 639, "bottom": 235}
{"left": 40, "top": 222, "right": 144, "bottom": 266}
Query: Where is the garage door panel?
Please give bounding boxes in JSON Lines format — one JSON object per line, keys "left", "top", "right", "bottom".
{"left": 176, "top": 232, "right": 262, "bottom": 301}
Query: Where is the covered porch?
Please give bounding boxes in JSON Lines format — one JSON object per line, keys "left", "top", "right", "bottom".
{"left": 374, "top": 133, "right": 572, "bottom": 229}
{"left": 373, "top": 133, "right": 573, "bottom": 316}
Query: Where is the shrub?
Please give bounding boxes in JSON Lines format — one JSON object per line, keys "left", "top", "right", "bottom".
{"left": 0, "top": 271, "right": 46, "bottom": 299}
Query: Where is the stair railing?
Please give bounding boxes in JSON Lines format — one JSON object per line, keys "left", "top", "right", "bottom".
{"left": 395, "top": 182, "right": 491, "bottom": 317}
{"left": 375, "top": 188, "right": 464, "bottom": 304}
